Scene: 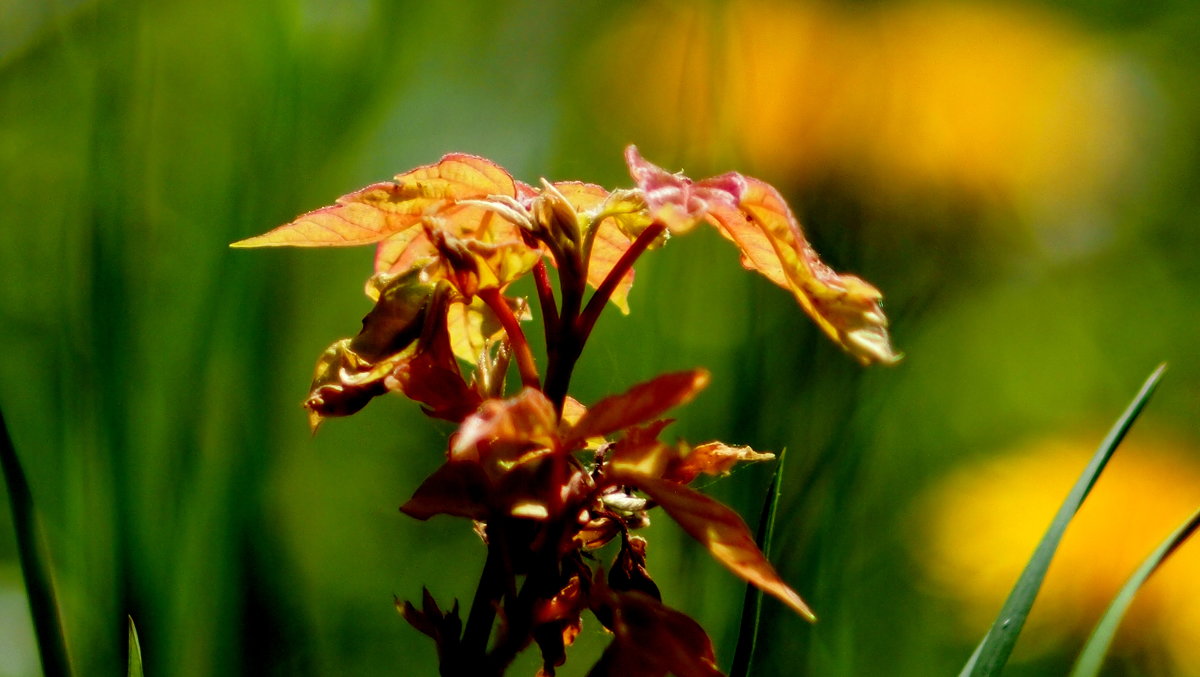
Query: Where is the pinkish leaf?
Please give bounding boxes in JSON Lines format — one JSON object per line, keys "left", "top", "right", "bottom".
{"left": 624, "top": 145, "right": 744, "bottom": 234}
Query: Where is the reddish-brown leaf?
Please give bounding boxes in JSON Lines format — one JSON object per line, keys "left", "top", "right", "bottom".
{"left": 304, "top": 338, "right": 407, "bottom": 430}
{"left": 566, "top": 370, "right": 710, "bottom": 446}
{"left": 399, "top": 461, "right": 491, "bottom": 521}
{"left": 305, "top": 276, "right": 483, "bottom": 427}
{"left": 589, "top": 578, "right": 723, "bottom": 677}
{"left": 609, "top": 535, "right": 661, "bottom": 601}
{"left": 617, "top": 474, "right": 816, "bottom": 621}
{"left": 304, "top": 271, "right": 437, "bottom": 429}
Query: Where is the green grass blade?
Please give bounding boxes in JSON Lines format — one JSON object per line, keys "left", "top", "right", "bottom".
{"left": 960, "top": 364, "right": 1167, "bottom": 677}
{"left": 730, "top": 448, "right": 787, "bottom": 677}
{"left": 1068, "top": 505, "right": 1200, "bottom": 677}
{"left": 127, "top": 616, "right": 144, "bottom": 677}
{"left": 0, "top": 406, "right": 73, "bottom": 677}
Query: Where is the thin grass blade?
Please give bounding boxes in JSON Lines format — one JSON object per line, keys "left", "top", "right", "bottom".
{"left": 729, "top": 448, "right": 787, "bottom": 677}
{"left": 960, "top": 364, "right": 1167, "bottom": 677}
{"left": 127, "top": 616, "right": 144, "bottom": 677}
{"left": 1069, "top": 505, "right": 1200, "bottom": 677}
{"left": 0, "top": 406, "right": 72, "bottom": 677}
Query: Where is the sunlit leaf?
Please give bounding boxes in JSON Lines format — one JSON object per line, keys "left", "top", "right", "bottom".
{"left": 231, "top": 182, "right": 427, "bottom": 248}
{"left": 606, "top": 421, "right": 678, "bottom": 479}
{"left": 667, "top": 442, "right": 775, "bottom": 485}
{"left": 626, "top": 146, "right": 899, "bottom": 366}
{"left": 560, "top": 396, "right": 587, "bottom": 428}
{"left": 621, "top": 474, "right": 815, "bottom": 621}
{"left": 567, "top": 370, "right": 710, "bottom": 446}
{"left": 393, "top": 152, "right": 517, "bottom": 200}
{"left": 717, "top": 177, "right": 899, "bottom": 365}
{"left": 233, "top": 153, "right": 518, "bottom": 248}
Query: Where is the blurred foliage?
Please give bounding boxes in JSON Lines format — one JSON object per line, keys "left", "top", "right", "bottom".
{"left": 0, "top": 0, "right": 1198, "bottom": 675}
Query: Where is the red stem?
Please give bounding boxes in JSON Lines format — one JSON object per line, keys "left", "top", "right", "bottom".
{"left": 479, "top": 288, "right": 540, "bottom": 389}
{"left": 532, "top": 261, "right": 559, "bottom": 350}
{"left": 576, "top": 222, "right": 665, "bottom": 341}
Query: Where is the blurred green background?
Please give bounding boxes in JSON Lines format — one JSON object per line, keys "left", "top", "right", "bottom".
{"left": 2, "top": 0, "right": 1199, "bottom": 675}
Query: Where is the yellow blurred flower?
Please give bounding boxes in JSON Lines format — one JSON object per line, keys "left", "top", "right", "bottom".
{"left": 589, "top": 1, "right": 1143, "bottom": 228}
{"left": 914, "top": 435, "right": 1200, "bottom": 673}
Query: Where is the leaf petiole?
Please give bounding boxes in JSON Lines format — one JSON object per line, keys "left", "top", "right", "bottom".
{"left": 479, "top": 288, "right": 540, "bottom": 389}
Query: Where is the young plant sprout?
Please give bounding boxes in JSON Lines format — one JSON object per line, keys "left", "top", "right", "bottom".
{"left": 233, "top": 146, "right": 898, "bottom": 676}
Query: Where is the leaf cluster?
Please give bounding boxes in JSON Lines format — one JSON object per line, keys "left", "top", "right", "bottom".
{"left": 231, "top": 147, "right": 900, "bottom": 674}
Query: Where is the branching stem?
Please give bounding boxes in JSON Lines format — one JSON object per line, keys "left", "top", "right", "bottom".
{"left": 577, "top": 222, "right": 664, "bottom": 341}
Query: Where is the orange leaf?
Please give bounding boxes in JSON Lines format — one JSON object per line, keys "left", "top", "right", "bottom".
{"left": 625, "top": 147, "right": 899, "bottom": 366}
{"left": 712, "top": 177, "right": 900, "bottom": 365}
{"left": 231, "top": 153, "right": 517, "bottom": 248}
{"left": 666, "top": 442, "right": 775, "bottom": 485}
{"left": 232, "top": 183, "right": 424, "bottom": 248}
{"left": 566, "top": 370, "right": 709, "bottom": 445}
{"left": 559, "top": 396, "right": 587, "bottom": 428}
{"left": 619, "top": 474, "right": 816, "bottom": 621}
{"left": 394, "top": 152, "right": 516, "bottom": 200}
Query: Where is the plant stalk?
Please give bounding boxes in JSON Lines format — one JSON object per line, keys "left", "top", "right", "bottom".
{"left": 0, "top": 407, "right": 73, "bottom": 677}
{"left": 461, "top": 538, "right": 507, "bottom": 674}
